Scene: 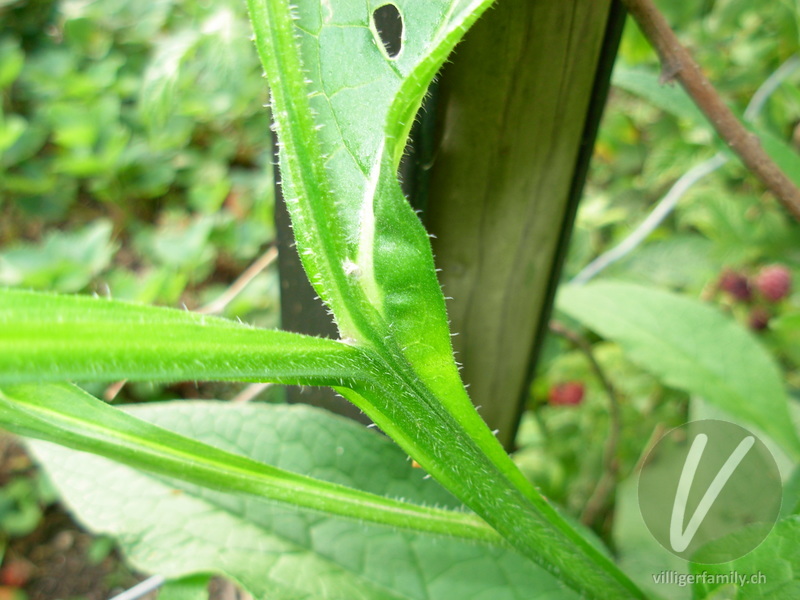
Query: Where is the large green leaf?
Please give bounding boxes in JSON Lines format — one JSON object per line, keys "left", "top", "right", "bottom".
{"left": 0, "top": 288, "right": 366, "bottom": 386}
{"left": 0, "top": 286, "right": 639, "bottom": 597}
{"left": 0, "top": 383, "right": 497, "bottom": 543}
{"left": 772, "top": 313, "right": 800, "bottom": 372}
{"left": 557, "top": 281, "right": 800, "bottom": 459}
{"left": 29, "top": 401, "right": 576, "bottom": 600}
{"left": 690, "top": 516, "right": 800, "bottom": 599}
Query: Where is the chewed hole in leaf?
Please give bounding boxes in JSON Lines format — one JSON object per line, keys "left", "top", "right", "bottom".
{"left": 372, "top": 4, "right": 403, "bottom": 59}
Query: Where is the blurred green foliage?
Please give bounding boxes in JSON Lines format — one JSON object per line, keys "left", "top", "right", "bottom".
{"left": 0, "top": 1, "right": 281, "bottom": 585}
{"left": 526, "top": 1, "right": 800, "bottom": 563}
{"left": 0, "top": 0, "right": 277, "bottom": 317}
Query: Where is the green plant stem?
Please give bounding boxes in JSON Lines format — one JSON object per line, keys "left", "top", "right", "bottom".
{"left": 246, "top": 0, "right": 379, "bottom": 341}
{"left": 0, "top": 383, "right": 504, "bottom": 546}
{"left": 245, "top": 0, "right": 646, "bottom": 596}
{"left": 337, "top": 372, "right": 644, "bottom": 598}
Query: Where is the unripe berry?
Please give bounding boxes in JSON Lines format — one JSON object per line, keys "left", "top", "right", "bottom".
{"left": 548, "top": 382, "right": 585, "bottom": 406}
{"left": 748, "top": 306, "right": 771, "bottom": 332}
{"left": 754, "top": 265, "right": 792, "bottom": 302}
{"left": 718, "top": 269, "right": 752, "bottom": 302}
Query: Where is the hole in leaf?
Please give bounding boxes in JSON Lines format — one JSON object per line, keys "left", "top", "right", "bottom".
{"left": 373, "top": 4, "right": 403, "bottom": 59}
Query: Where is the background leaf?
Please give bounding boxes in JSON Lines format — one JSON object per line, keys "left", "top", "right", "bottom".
{"left": 612, "top": 65, "right": 800, "bottom": 187}
{"left": 0, "top": 221, "right": 114, "bottom": 292}
{"left": 612, "top": 476, "right": 690, "bottom": 600}
{"left": 557, "top": 281, "right": 800, "bottom": 459}
{"left": 28, "top": 401, "right": 576, "bottom": 600}
{"left": 613, "top": 66, "right": 706, "bottom": 125}
{"left": 690, "top": 516, "right": 800, "bottom": 599}
{"left": 160, "top": 576, "right": 212, "bottom": 600}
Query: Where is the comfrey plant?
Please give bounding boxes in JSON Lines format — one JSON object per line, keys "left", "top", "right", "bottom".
{"left": 0, "top": 1, "right": 652, "bottom": 598}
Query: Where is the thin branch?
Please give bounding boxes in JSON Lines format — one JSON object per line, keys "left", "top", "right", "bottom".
{"left": 109, "top": 575, "right": 165, "bottom": 600}
{"left": 621, "top": 0, "right": 800, "bottom": 221}
{"left": 573, "top": 53, "right": 800, "bottom": 285}
{"left": 231, "top": 382, "right": 273, "bottom": 403}
{"left": 198, "top": 245, "right": 278, "bottom": 315}
{"left": 103, "top": 378, "right": 127, "bottom": 401}
{"left": 548, "top": 321, "right": 622, "bottom": 527}
{"left": 572, "top": 153, "right": 726, "bottom": 284}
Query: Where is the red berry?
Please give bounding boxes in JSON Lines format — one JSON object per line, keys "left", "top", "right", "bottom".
{"left": 0, "top": 559, "right": 33, "bottom": 588}
{"left": 718, "top": 269, "right": 752, "bottom": 302}
{"left": 548, "top": 382, "right": 585, "bottom": 406}
{"left": 748, "top": 306, "right": 771, "bottom": 332}
{"left": 754, "top": 265, "right": 792, "bottom": 302}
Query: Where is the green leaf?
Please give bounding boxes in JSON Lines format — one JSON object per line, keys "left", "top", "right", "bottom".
{"left": 0, "top": 221, "right": 114, "bottom": 292}
{"left": 771, "top": 313, "right": 800, "bottom": 367}
{"left": 0, "top": 112, "right": 26, "bottom": 154}
{"left": 248, "top": 0, "right": 493, "bottom": 366}
{"left": 160, "top": 576, "right": 211, "bottom": 600}
{"left": 0, "top": 287, "right": 640, "bottom": 597}
{"left": 690, "top": 516, "right": 800, "bottom": 599}
{"left": 29, "top": 401, "right": 576, "bottom": 600}
{"left": 613, "top": 66, "right": 706, "bottom": 125}
{"left": 246, "top": 0, "right": 504, "bottom": 436}
{"left": 557, "top": 281, "right": 800, "bottom": 459}
{"left": 781, "top": 466, "right": 800, "bottom": 517}
{"left": 755, "top": 127, "right": 800, "bottom": 187}
{"left": 612, "top": 475, "right": 690, "bottom": 600}
{"left": 0, "top": 38, "right": 25, "bottom": 89}
{"left": 0, "top": 383, "right": 500, "bottom": 543}
{"left": 0, "top": 288, "right": 367, "bottom": 387}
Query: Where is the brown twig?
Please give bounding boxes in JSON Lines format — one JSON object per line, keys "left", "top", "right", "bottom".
{"left": 198, "top": 245, "right": 279, "bottom": 315}
{"left": 549, "top": 321, "right": 622, "bottom": 527}
{"left": 620, "top": 0, "right": 800, "bottom": 222}
{"left": 103, "top": 378, "right": 127, "bottom": 401}
{"left": 632, "top": 422, "right": 667, "bottom": 474}
{"left": 231, "top": 382, "right": 273, "bottom": 403}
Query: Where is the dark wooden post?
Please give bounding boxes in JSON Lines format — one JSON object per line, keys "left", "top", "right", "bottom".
{"left": 274, "top": 1, "right": 625, "bottom": 443}
{"left": 425, "top": 0, "right": 624, "bottom": 449}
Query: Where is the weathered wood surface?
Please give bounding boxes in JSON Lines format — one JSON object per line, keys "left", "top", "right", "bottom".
{"left": 275, "top": 1, "right": 624, "bottom": 444}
